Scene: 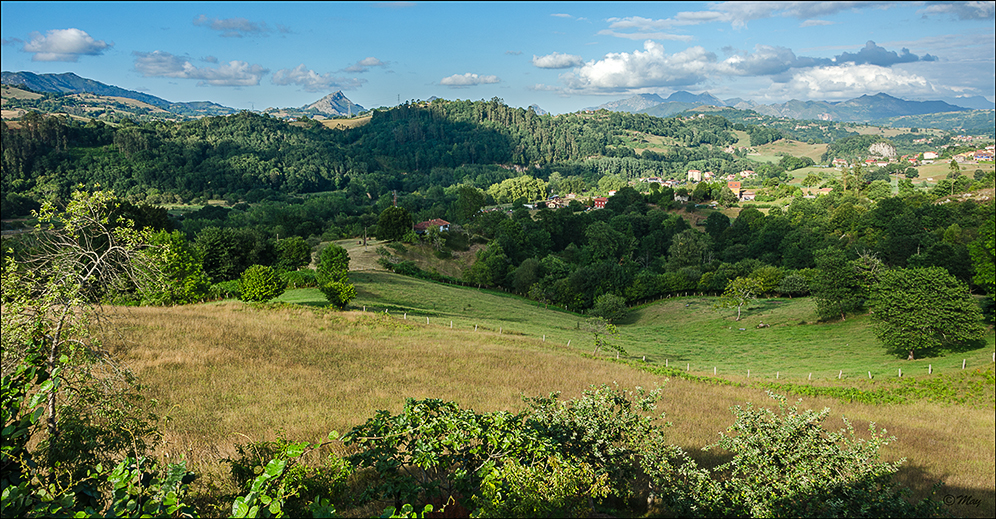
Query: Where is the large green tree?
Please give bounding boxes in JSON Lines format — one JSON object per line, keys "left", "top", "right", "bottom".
{"left": 968, "top": 213, "right": 995, "bottom": 316}
{"left": 869, "top": 267, "right": 985, "bottom": 360}
{"left": 376, "top": 206, "right": 413, "bottom": 242}
{"left": 811, "top": 248, "right": 864, "bottom": 321}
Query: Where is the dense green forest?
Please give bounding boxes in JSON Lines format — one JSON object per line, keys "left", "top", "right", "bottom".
{"left": 2, "top": 99, "right": 994, "bottom": 317}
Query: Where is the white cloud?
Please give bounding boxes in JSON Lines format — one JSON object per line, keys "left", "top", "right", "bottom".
{"left": 22, "top": 28, "right": 111, "bottom": 62}
{"left": 559, "top": 41, "right": 715, "bottom": 92}
{"left": 343, "top": 57, "right": 389, "bottom": 73}
{"left": 800, "top": 19, "right": 835, "bottom": 27}
{"left": 779, "top": 63, "right": 935, "bottom": 99}
{"left": 133, "top": 51, "right": 268, "bottom": 86}
{"left": 272, "top": 64, "right": 366, "bottom": 91}
{"left": 439, "top": 73, "right": 501, "bottom": 87}
{"left": 551, "top": 13, "right": 572, "bottom": 18}
{"left": 720, "top": 45, "right": 830, "bottom": 76}
{"left": 918, "top": 1, "right": 995, "bottom": 20}
{"left": 532, "top": 52, "right": 584, "bottom": 69}
{"left": 193, "top": 15, "right": 271, "bottom": 37}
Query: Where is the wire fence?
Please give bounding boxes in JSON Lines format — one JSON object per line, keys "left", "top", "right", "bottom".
{"left": 354, "top": 304, "right": 995, "bottom": 382}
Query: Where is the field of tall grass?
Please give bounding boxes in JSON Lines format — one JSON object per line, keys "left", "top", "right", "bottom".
{"left": 277, "top": 272, "right": 995, "bottom": 382}
{"left": 101, "top": 271, "right": 995, "bottom": 517}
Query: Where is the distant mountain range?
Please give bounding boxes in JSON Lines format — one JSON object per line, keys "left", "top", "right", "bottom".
{"left": 0, "top": 71, "right": 367, "bottom": 119}
{"left": 1, "top": 71, "right": 238, "bottom": 117}
{"left": 588, "top": 90, "right": 994, "bottom": 123}
{"left": 3, "top": 70, "right": 992, "bottom": 125}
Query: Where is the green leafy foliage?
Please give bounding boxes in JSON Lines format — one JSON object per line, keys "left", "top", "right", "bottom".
{"left": 473, "top": 456, "right": 610, "bottom": 518}
{"left": 319, "top": 281, "right": 357, "bottom": 309}
{"left": 714, "top": 276, "right": 764, "bottom": 321}
{"left": 275, "top": 236, "right": 313, "bottom": 271}
{"left": 239, "top": 265, "right": 287, "bottom": 303}
{"left": 645, "top": 393, "right": 944, "bottom": 518}
{"left": 139, "top": 230, "right": 211, "bottom": 305}
{"left": 227, "top": 435, "right": 348, "bottom": 519}
{"left": 378, "top": 207, "right": 414, "bottom": 242}
{"left": 315, "top": 243, "right": 355, "bottom": 309}
{"left": 869, "top": 267, "right": 985, "bottom": 360}
{"left": 811, "top": 248, "right": 865, "bottom": 321}
{"left": 590, "top": 293, "right": 628, "bottom": 323}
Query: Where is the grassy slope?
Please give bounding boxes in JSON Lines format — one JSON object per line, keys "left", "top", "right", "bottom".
{"left": 278, "top": 272, "right": 996, "bottom": 382}
{"left": 106, "top": 289, "right": 995, "bottom": 517}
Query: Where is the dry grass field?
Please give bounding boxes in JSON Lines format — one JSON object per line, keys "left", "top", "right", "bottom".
{"left": 101, "top": 300, "right": 995, "bottom": 517}
{"left": 320, "top": 116, "right": 371, "bottom": 130}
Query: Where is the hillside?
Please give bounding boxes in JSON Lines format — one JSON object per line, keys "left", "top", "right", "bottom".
{"left": 101, "top": 289, "right": 995, "bottom": 517}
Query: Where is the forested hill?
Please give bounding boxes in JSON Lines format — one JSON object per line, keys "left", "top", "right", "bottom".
{"left": 1, "top": 98, "right": 757, "bottom": 207}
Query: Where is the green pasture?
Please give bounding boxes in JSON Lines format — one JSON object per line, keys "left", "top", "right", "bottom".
{"left": 276, "top": 271, "right": 995, "bottom": 384}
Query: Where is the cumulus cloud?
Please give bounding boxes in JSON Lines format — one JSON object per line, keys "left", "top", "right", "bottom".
{"left": 532, "top": 52, "right": 584, "bottom": 69}
{"left": 834, "top": 41, "right": 938, "bottom": 66}
{"left": 720, "top": 44, "right": 831, "bottom": 77}
{"left": 133, "top": 51, "right": 268, "bottom": 86}
{"left": 918, "top": 1, "right": 995, "bottom": 20}
{"left": 780, "top": 63, "right": 935, "bottom": 99}
{"left": 272, "top": 64, "right": 366, "bottom": 91}
{"left": 22, "top": 28, "right": 111, "bottom": 62}
{"left": 440, "top": 73, "right": 501, "bottom": 87}
{"left": 343, "top": 57, "right": 389, "bottom": 73}
{"left": 551, "top": 13, "right": 572, "bottom": 18}
{"left": 559, "top": 40, "right": 715, "bottom": 92}
{"left": 193, "top": 15, "right": 272, "bottom": 37}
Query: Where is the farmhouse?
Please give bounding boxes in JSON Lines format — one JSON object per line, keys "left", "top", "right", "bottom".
{"left": 592, "top": 197, "right": 608, "bottom": 209}
{"left": 413, "top": 218, "right": 450, "bottom": 234}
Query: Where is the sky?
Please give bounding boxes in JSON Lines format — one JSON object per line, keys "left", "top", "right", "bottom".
{"left": 2, "top": 1, "right": 994, "bottom": 114}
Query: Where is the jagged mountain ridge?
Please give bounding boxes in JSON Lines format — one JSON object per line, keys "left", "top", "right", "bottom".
{"left": 303, "top": 91, "right": 365, "bottom": 116}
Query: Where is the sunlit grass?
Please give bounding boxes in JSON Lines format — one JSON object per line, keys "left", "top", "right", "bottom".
{"left": 276, "top": 273, "right": 995, "bottom": 382}
{"left": 103, "top": 299, "right": 994, "bottom": 518}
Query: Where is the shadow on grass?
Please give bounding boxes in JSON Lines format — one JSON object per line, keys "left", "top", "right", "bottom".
{"left": 895, "top": 464, "right": 993, "bottom": 519}
{"left": 889, "top": 338, "right": 989, "bottom": 360}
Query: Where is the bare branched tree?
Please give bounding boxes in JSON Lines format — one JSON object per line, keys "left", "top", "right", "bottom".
{"left": 2, "top": 188, "right": 160, "bottom": 453}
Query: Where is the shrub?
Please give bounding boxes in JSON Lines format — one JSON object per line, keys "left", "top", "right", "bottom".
{"left": 591, "top": 293, "right": 628, "bottom": 323}
{"left": 474, "top": 456, "right": 610, "bottom": 518}
{"left": 645, "top": 393, "right": 944, "bottom": 518}
{"left": 239, "top": 265, "right": 286, "bottom": 302}
{"left": 319, "top": 281, "right": 356, "bottom": 309}
{"left": 280, "top": 269, "right": 318, "bottom": 289}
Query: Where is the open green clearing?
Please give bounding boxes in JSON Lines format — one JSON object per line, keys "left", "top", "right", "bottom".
{"left": 275, "top": 271, "right": 995, "bottom": 383}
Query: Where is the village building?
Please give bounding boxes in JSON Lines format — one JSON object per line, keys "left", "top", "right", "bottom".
{"left": 687, "top": 169, "right": 702, "bottom": 182}
{"left": 592, "top": 197, "right": 608, "bottom": 209}
{"left": 413, "top": 218, "right": 450, "bottom": 234}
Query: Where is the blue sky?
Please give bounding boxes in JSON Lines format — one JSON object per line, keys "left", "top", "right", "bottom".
{"left": 2, "top": 1, "right": 994, "bottom": 114}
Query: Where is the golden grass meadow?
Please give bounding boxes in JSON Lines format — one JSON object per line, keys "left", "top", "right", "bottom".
{"left": 101, "top": 287, "right": 995, "bottom": 517}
